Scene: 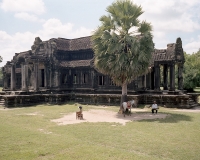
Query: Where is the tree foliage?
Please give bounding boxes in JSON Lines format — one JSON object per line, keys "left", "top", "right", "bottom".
{"left": 92, "top": 0, "right": 154, "bottom": 101}
{"left": 0, "top": 56, "right": 2, "bottom": 80}
{"left": 183, "top": 50, "right": 200, "bottom": 90}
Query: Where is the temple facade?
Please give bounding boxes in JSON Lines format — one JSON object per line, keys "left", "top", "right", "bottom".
{"left": 2, "top": 36, "right": 185, "bottom": 93}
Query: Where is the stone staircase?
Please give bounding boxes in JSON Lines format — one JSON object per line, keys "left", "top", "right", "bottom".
{"left": 188, "top": 97, "right": 200, "bottom": 109}
{"left": 0, "top": 96, "right": 5, "bottom": 107}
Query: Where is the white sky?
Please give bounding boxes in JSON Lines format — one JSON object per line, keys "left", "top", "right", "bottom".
{"left": 0, "top": 0, "right": 200, "bottom": 67}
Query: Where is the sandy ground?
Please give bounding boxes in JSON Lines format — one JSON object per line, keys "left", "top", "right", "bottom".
{"left": 51, "top": 108, "right": 169, "bottom": 126}
{"left": 1, "top": 105, "right": 200, "bottom": 126}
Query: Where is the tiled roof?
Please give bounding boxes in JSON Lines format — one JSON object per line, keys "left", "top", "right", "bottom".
{"left": 16, "top": 51, "right": 31, "bottom": 60}
{"left": 54, "top": 36, "right": 177, "bottom": 63}
{"left": 53, "top": 38, "right": 70, "bottom": 51}
{"left": 60, "top": 59, "right": 94, "bottom": 68}
{"left": 54, "top": 36, "right": 92, "bottom": 51}
{"left": 153, "top": 43, "right": 175, "bottom": 62}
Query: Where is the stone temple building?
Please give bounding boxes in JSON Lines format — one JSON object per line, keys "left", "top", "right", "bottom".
{"left": 1, "top": 36, "right": 198, "bottom": 108}
{"left": 3, "top": 36, "right": 185, "bottom": 92}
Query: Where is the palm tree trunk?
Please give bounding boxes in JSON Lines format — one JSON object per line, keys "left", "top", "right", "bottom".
{"left": 121, "top": 82, "right": 128, "bottom": 107}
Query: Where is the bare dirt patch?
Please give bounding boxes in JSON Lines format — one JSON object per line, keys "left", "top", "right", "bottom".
{"left": 51, "top": 109, "right": 168, "bottom": 126}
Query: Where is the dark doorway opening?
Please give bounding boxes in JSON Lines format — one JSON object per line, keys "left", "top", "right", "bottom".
{"left": 41, "top": 69, "right": 45, "bottom": 87}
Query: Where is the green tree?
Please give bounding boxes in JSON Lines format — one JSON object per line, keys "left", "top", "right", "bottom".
{"left": 183, "top": 50, "right": 200, "bottom": 91}
{"left": 92, "top": 0, "right": 154, "bottom": 105}
{"left": 0, "top": 56, "right": 3, "bottom": 87}
{"left": 0, "top": 67, "right": 2, "bottom": 79}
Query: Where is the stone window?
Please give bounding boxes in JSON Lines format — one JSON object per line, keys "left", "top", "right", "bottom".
{"left": 83, "top": 73, "right": 88, "bottom": 84}
{"left": 62, "top": 74, "right": 68, "bottom": 84}
{"left": 73, "top": 74, "right": 78, "bottom": 84}
{"left": 98, "top": 75, "right": 105, "bottom": 85}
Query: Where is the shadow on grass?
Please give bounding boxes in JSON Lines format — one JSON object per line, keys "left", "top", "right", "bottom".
{"left": 134, "top": 112, "right": 192, "bottom": 123}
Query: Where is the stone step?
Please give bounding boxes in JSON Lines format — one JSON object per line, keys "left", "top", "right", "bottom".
{"left": 188, "top": 98, "right": 199, "bottom": 108}
{"left": 0, "top": 98, "right": 5, "bottom": 106}
{"left": 190, "top": 104, "right": 199, "bottom": 107}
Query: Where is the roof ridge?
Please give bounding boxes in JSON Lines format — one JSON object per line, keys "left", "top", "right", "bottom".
{"left": 69, "top": 36, "right": 91, "bottom": 40}
{"left": 57, "top": 37, "right": 70, "bottom": 40}
{"left": 56, "top": 36, "right": 91, "bottom": 41}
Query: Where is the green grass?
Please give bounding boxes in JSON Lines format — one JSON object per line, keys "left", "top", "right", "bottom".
{"left": 0, "top": 103, "right": 200, "bottom": 160}
{"left": 194, "top": 87, "right": 200, "bottom": 92}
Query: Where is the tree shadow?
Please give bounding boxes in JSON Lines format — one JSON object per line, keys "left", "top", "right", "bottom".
{"left": 115, "top": 108, "right": 193, "bottom": 123}
{"left": 133, "top": 111, "right": 192, "bottom": 123}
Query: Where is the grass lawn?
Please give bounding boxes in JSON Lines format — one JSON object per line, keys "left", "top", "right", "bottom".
{"left": 0, "top": 103, "right": 200, "bottom": 160}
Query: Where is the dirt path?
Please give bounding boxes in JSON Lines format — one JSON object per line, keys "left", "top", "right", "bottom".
{"left": 51, "top": 108, "right": 169, "bottom": 125}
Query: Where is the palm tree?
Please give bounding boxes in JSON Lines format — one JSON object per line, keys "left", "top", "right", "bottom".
{"left": 92, "top": 0, "right": 154, "bottom": 106}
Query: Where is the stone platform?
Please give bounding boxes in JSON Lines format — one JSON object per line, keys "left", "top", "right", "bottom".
{"left": 0, "top": 91, "right": 199, "bottom": 109}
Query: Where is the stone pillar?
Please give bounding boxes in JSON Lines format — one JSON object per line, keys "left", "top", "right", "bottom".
{"left": 151, "top": 67, "right": 154, "bottom": 90}
{"left": 34, "top": 61, "right": 39, "bottom": 91}
{"left": 154, "top": 63, "right": 160, "bottom": 91}
{"left": 169, "top": 63, "right": 175, "bottom": 91}
{"left": 38, "top": 69, "right": 41, "bottom": 87}
{"left": 44, "top": 64, "right": 48, "bottom": 88}
{"left": 54, "top": 68, "right": 60, "bottom": 87}
{"left": 146, "top": 72, "right": 151, "bottom": 89}
{"left": 11, "top": 64, "right": 16, "bottom": 90}
{"left": 3, "top": 70, "right": 8, "bottom": 89}
{"left": 49, "top": 66, "right": 52, "bottom": 88}
{"left": 68, "top": 69, "right": 72, "bottom": 87}
{"left": 163, "top": 64, "right": 168, "bottom": 90}
{"left": 178, "top": 63, "right": 184, "bottom": 90}
{"left": 141, "top": 75, "right": 144, "bottom": 88}
{"left": 21, "top": 63, "right": 28, "bottom": 91}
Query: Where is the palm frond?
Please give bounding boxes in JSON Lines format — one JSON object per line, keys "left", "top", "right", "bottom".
{"left": 138, "top": 21, "right": 153, "bottom": 34}
{"left": 92, "top": 0, "right": 154, "bottom": 86}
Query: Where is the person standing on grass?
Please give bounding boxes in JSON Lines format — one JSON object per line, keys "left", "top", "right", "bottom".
{"left": 151, "top": 101, "right": 158, "bottom": 114}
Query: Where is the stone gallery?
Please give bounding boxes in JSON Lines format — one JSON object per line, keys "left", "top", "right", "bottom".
{"left": 1, "top": 36, "right": 198, "bottom": 108}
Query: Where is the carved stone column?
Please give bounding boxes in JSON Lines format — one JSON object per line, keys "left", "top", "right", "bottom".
{"left": 3, "top": 68, "right": 8, "bottom": 89}
{"left": 151, "top": 67, "right": 154, "bottom": 90}
{"left": 163, "top": 64, "right": 168, "bottom": 90}
{"left": 49, "top": 65, "right": 53, "bottom": 88}
{"left": 11, "top": 64, "right": 16, "bottom": 91}
{"left": 91, "top": 70, "right": 95, "bottom": 88}
{"left": 38, "top": 69, "right": 41, "bottom": 87}
{"left": 146, "top": 72, "right": 151, "bottom": 89}
{"left": 44, "top": 63, "right": 48, "bottom": 88}
{"left": 34, "top": 61, "right": 39, "bottom": 91}
{"left": 144, "top": 74, "right": 147, "bottom": 89}
{"left": 141, "top": 75, "right": 145, "bottom": 89}
{"left": 154, "top": 63, "right": 160, "bottom": 91}
{"left": 178, "top": 63, "right": 184, "bottom": 90}
{"left": 169, "top": 63, "right": 175, "bottom": 91}
{"left": 21, "top": 62, "right": 28, "bottom": 91}
{"left": 54, "top": 68, "right": 60, "bottom": 87}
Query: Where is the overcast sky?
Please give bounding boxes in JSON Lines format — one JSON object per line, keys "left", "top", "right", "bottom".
{"left": 0, "top": 0, "right": 200, "bottom": 67}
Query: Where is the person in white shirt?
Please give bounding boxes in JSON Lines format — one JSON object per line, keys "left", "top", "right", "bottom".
{"left": 151, "top": 101, "right": 158, "bottom": 114}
